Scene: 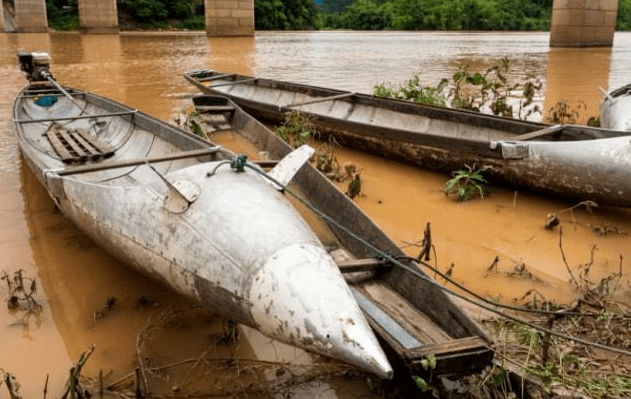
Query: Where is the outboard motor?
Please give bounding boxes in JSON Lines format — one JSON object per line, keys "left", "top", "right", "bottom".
{"left": 18, "top": 52, "right": 53, "bottom": 83}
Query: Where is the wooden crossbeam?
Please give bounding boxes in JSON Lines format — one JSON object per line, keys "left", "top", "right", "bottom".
{"left": 76, "top": 129, "right": 115, "bottom": 156}
{"left": 53, "top": 146, "right": 221, "bottom": 176}
{"left": 57, "top": 128, "right": 89, "bottom": 160}
{"left": 15, "top": 110, "right": 137, "bottom": 124}
{"left": 197, "top": 73, "right": 236, "bottom": 82}
{"left": 284, "top": 92, "right": 355, "bottom": 109}
{"left": 196, "top": 105, "right": 236, "bottom": 113}
{"left": 209, "top": 78, "right": 257, "bottom": 88}
{"left": 337, "top": 258, "right": 389, "bottom": 274}
{"left": 45, "top": 129, "right": 74, "bottom": 163}
{"left": 511, "top": 124, "right": 564, "bottom": 141}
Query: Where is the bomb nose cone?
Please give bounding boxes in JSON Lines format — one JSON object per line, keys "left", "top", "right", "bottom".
{"left": 249, "top": 243, "right": 393, "bottom": 379}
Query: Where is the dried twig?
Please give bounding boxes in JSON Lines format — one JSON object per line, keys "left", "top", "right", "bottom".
{"left": 61, "top": 345, "right": 95, "bottom": 399}
{"left": 558, "top": 227, "right": 580, "bottom": 287}
{"left": 416, "top": 222, "right": 432, "bottom": 262}
{"left": 4, "top": 373, "right": 22, "bottom": 399}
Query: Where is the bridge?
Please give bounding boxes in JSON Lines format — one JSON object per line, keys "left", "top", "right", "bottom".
{"left": 0, "top": 0, "right": 621, "bottom": 45}
{"left": 0, "top": 0, "right": 254, "bottom": 35}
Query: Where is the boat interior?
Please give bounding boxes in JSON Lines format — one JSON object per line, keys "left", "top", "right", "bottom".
{"left": 14, "top": 85, "right": 224, "bottom": 186}
{"left": 186, "top": 70, "right": 631, "bottom": 145}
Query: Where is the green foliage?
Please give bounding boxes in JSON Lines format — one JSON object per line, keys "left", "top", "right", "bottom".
{"left": 546, "top": 100, "right": 587, "bottom": 124}
{"left": 120, "top": 0, "right": 168, "bottom": 23}
{"left": 342, "top": 0, "right": 392, "bottom": 30}
{"left": 317, "top": 0, "right": 356, "bottom": 13}
{"left": 374, "top": 58, "right": 543, "bottom": 121}
{"left": 375, "top": 75, "right": 447, "bottom": 106}
{"left": 618, "top": 0, "right": 631, "bottom": 30}
{"left": 174, "top": 15, "right": 205, "bottom": 30}
{"left": 46, "top": 0, "right": 79, "bottom": 31}
{"left": 255, "top": 0, "right": 287, "bottom": 29}
{"left": 413, "top": 375, "right": 429, "bottom": 390}
{"left": 275, "top": 111, "right": 315, "bottom": 148}
{"left": 116, "top": 0, "right": 204, "bottom": 29}
{"left": 255, "top": 0, "right": 320, "bottom": 29}
{"left": 318, "top": 0, "right": 552, "bottom": 30}
{"left": 420, "top": 353, "right": 436, "bottom": 370}
{"left": 445, "top": 164, "right": 488, "bottom": 201}
{"left": 166, "top": 0, "right": 196, "bottom": 20}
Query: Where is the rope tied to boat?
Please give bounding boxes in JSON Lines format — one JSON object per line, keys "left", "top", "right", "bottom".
{"left": 230, "top": 154, "right": 248, "bottom": 172}
{"left": 206, "top": 154, "right": 259, "bottom": 178}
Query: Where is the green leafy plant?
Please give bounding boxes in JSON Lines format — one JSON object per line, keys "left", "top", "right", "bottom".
{"left": 412, "top": 354, "right": 437, "bottom": 392}
{"left": 445, "top": 164, "right": 488, "bottom": 201}
{"left": 46, "top": 0, "right": 80, "bottom": 30}
{"left": 275, "top": 111, "right": 315, "bottom": 148}
{"left": 374, "top": 75, "right": 447, "bottom": 106}
{"left": 546, "top": 100, "right": 587, "bottom": 124}
{"left": 374, "top": 58, "right": 543, "bottom": 121}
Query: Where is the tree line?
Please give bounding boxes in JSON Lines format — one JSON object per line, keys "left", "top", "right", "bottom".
{"left": 45, "top": 0, "right": 631, "bottom": 31}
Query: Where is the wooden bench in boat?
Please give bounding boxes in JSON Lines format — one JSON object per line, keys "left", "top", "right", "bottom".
{"left": 46, "top": 124, "right": 115, "bottom": 164}
{"left": 338, "top": 258, "right": 493, "bottom": 377}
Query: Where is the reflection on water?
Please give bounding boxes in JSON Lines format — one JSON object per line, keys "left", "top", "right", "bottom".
{"left": 545, "top": 47, "right": 612, "bottom": 124}
{"left": 2, "top": 31, "right": 631, "bottom": 398}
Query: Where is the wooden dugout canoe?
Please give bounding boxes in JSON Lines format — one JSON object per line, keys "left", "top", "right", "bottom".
{"left": 190, "top": 94, "right": 494, "bottom": 379}
{"left": 185, "top": 70, "right": 631, "bottom": 208}
{"left": 13, "top": 53, "right": 393, "bottom": 379}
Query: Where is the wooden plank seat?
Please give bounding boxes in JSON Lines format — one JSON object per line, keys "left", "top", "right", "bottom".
{"left": 196, "top": 105, "right": 236, "bottom": 114}
{"left": 46, "top": 124, "right": 115, "bottom": 164}
{"left": 351, "top": 282, "right": 493, "bottom": 376}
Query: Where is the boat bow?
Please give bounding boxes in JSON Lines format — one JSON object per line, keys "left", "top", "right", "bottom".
{"left": 49, "top": 159, "right": 393, "bottom": 379}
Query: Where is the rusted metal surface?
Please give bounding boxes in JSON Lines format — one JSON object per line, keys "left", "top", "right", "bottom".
{"left": 13, "top": 80, "right": 393, "bottom": 379}
{"left": 185, "top": 70, "right": 631, "bottom": 208}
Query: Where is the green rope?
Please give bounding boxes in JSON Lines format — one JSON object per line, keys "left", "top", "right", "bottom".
{"left": 230, "top": 154, "right": 248, "bottom": 172}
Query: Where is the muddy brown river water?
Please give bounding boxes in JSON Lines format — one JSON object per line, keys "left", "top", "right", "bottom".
{"left": 2, "top": 31, "right": 631, "bottom": 398}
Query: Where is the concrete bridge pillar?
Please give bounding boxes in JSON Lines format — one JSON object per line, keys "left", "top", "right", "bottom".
{"left": 14, "top": 0, "right": 49, "bottom": 32}
{"left": 550, "top": 0, "right": 619, "bottom": 47}
{"left": 78, "top": 0, "right": 119, "bottom": 33}
{"left": 205, "top": 0, "right": 254, "bottom": 37}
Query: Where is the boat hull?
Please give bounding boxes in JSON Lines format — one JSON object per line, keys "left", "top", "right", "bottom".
{"left": 13, "top": 83, "right": 392, "bottom": 379}
{"left": 185, "top": 71, "right": 631, "bottom": 208}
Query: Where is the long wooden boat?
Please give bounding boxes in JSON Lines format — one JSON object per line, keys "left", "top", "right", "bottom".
{"left": 190, "top": 94, "right": 494, "bottom": 379}
{"left": 185, "top": 70, "right": 631, "bottom": 208}
{"left": 601, "top": 83, "right": 631, "bottom": 132}
{"left": 13, "top": 53, "right": 393, "bottom": 379}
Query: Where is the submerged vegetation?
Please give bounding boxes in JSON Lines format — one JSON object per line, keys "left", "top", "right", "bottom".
{"left": 1, "top": 269, "right": 43, "bottom": 329}
{"left": 445, "top": 164, "right": 489, "bottom": 201}
{"left": 275, "top": 111, "right": 315, "bottom": 148}
{"left": 275, "top": 111, "right": 365, "bottom": 198}
{"left": 374, "top": 57, "right": 545, "bottom": 121}
{"left": 407, "top": 222, "right": 631, "bottom": 398}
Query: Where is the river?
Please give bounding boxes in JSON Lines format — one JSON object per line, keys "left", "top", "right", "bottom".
{"left": 1, "top": 31, "right": 631, "bottom": 398}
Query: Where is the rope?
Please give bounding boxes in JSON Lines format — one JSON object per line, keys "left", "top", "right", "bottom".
{"left": 208, "top": 157, "right": 631, "bottom": 358}
{"left": 230, "top": 154, "right": 248, "bottom": 172}
{"left": 205, "top": 155, "right": 249, "bottom": 177}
